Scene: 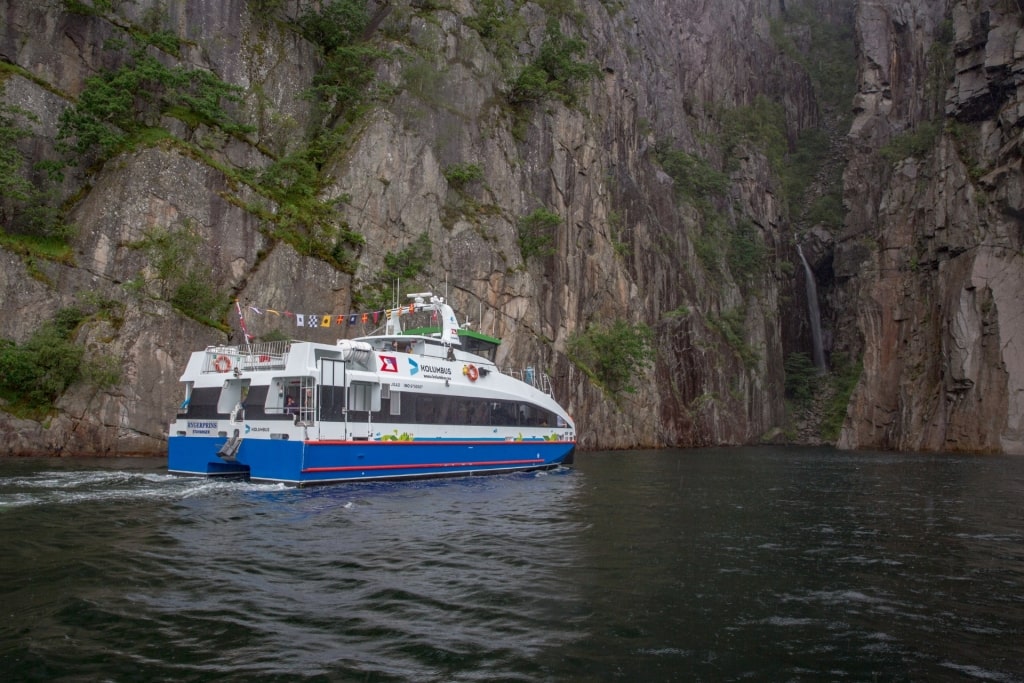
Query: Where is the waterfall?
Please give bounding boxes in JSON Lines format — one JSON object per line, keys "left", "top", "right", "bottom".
{"left": 796, "top": 244, "right": 827, "bottom": 374}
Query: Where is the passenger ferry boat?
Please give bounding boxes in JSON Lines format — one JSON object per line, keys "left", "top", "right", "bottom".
{"left": 168, "top": 293, "right": 576, "bottom": 485}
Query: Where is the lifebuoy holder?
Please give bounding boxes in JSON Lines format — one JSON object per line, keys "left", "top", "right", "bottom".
{"left": 214, "top": 355, "right": 232, "bottom": 373}
{"left": 465, "top": 364, "right": 479, "bottom": 382}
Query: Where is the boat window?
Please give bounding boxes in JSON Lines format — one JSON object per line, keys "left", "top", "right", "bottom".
{"left": 183, "top": 387, "right": 221, "bottom": 418}
{"left": 349, "top": 381, "right": 380, "bottom": 412}
{"left": 459, "top": 336, "right": 498, "bottom": 362}
{"left": 318, "top": 384, "right": 345, "bottom": 421}
{"left": 363, "top": 393, "right": 559, "bottom": 428}
{"left": 390, "top": 389, "right": 402, "bottom": 416}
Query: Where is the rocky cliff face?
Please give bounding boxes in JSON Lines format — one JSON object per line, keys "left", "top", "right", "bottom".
{"left": 1, "top": 0, "right": 1021, "bottom": 456}
{"left": 834, "top": 0, "right": 1024, "bottom": 453}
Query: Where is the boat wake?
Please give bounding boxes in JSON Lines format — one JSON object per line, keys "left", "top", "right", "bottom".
{"left": 0, "top": 469, "right": 287, "bottom": 509}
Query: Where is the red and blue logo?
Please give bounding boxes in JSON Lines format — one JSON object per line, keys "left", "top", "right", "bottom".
{"left": 379, "top": 355, "right": 398, "bottom": 372}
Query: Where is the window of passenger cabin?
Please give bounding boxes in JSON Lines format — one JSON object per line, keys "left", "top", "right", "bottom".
{"left": 349, "top": 381, "right": 380, "bottom": 412}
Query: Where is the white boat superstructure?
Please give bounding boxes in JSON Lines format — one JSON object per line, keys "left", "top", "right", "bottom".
{"left": 168, "top": 293, "right": 576, "bottom": 485}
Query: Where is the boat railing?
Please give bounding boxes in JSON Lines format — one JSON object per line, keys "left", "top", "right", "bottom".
{"left": 504, "top": 366, "right": 555, "bottom": 399}
{"left": 203, "top": 341, "right": 291, "bottom": 373}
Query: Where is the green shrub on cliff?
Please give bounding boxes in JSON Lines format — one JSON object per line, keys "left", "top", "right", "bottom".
{"left": 0, "top": 307, "right": 120, "bottom": 415}
{"left": 654, "top": 144, "right": 729, "bottom": 202}
{"left": 354, "top": 232, "right": 434, "bottom": 310}
{"left": 784, "top": 352, "right": 816, "bottom": 404}
{"left": 0, "top": 101, "right": 74, "bottom": 248}
{"left": 880, "top": 122, "right": 942, "bottom": 163}
{"left": 297, "top": 0, "right": 383, "bottom": 117}
{"left": 509, "top": 21, "right": 600, "bottom": 107}
{"left": 568, "top": 320, "right": 654, "bottom": 396}
{"left": 128, "top": 224, "right": 228, "bottom": 325}
{"left": 517, "top": 207, "right": 561, "bottom": 260}
{"left": 0, "top": 102, "right": 32, "bottom": 205}
{"left": 61, "top": 0, "right": 113, "bottom": 16}
{"left": 822, "top": 352, "right": 861, "bottom": 441}
{"left": 56, "top": 51, "right": 252, "bottom": 163}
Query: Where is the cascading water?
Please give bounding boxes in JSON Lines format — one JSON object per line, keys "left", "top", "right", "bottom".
{"left": 796, "top": 244, "right": 827, "bottom": 374}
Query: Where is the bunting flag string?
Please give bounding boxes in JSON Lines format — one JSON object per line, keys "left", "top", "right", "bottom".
{"left": 233, "top": 299, "right": 434, "bottom": 335}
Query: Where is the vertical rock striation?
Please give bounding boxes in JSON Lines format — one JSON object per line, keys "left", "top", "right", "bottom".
{"left": 837, "top": 0, "right": 1024, "bottom": 453}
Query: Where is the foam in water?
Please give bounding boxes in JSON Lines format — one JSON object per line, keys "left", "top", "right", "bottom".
{"left": 0, "top": 469, "right": 288, "bottom": 508}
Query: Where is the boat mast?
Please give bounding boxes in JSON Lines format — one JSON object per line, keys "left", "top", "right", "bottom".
{"left": 234, "top": 299, "right": 253, "bottom": 351}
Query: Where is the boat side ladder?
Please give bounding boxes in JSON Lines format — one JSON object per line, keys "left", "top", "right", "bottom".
{"left": 218, "top": 428, "right": 242, "bottom": 462}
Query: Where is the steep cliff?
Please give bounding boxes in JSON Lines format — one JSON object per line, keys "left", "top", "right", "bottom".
{"left": 834, "top": 0, "right": 1024, "bottom": 453}
{"left": 1, "top": 0, "right": 1020, "bottom": 456}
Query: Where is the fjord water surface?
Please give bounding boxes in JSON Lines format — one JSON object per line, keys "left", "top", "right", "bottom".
{"left": 1, "top": 448, "right": 1022, "bottom": 681}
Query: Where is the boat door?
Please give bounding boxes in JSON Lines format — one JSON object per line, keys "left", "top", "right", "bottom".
{"left": 346, "top": 379, "right": 381, "bottom": 440}
{"left": 317, "top": 358, "right": 346, "bottom": 439}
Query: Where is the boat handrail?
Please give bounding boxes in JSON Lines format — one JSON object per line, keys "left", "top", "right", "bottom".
{"left": 202, "top": 341, "right": 292, "bottom": 373}
{"left": 504, "top": 366, "right": 555, "bottom": 398}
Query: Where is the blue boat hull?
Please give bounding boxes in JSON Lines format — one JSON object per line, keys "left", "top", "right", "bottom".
{"left": 168, "top": 436, "right": 574, "bottom": 486}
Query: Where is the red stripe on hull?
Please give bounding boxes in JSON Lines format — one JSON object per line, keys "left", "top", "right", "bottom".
{"left": 302, "top": 458, "right": 545, "bottom": 473}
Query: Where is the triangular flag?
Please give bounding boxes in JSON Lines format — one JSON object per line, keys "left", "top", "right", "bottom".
{"left": 266, "top": 308, "right": 280, "bottom": 316}
{"left": 373, "top": 311, "right": 379, "bottom": 324}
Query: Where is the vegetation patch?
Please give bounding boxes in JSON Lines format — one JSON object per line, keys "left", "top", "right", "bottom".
{"left": 783, "top": 351, "right": 817, "bottom": 404}
{"left": 707, "top": 308, "right": 759, "bottom": 368}
{"left": 517, "top": 207, "right": 561, "bottom": 260}
{"left": 355, "top": 232, "right": 433, "bottom": 310}
{"left": 720, "top": 95, "right": 788, "bottom": 170}
{"left": 821, "top": 352, "right": 861, "bottom": 441}
{"left": 880, "top": 122, "right": 942, "bottom": 163}
{"left": 568, "top": 319, "right": 654, "bottom": 396}
{"left": 56, "top": 49, "right": 253, "bottom": 164}
{"left": 465, "top": 0, "right": 528, "bottom": 72}
{"left": 443, "top": 162, "right": 485, "bottom": 190}
{"left": 769, "top": 2, "right": 857, "bottom": 120}
{"left": 653, "top": 144, "right": 728, "bottom": 203}
{"left": 297, "top": 0, "right": 384, "bottom": 120}
{"left": 0, "top": 304, "right": 121, "bottom": 417}
{"left": 0, "top": 100, "right": 75, "bottom": 248}
{"left": 61, "top": 0, "right": 114, "bottom": 16}
{"left": 127, "top": 223, "right": 227, "bottom": 325}
{"left": 727, "top": 218, "right": 767, "bottom": 289}
{"left": 508, "top": 21, "right": 600, "bottom": 107}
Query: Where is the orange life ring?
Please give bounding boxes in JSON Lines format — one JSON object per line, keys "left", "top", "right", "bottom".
{"left": 214, "top": 355, "right": 232, "bottom": 373}
{"left": 466, "top": 364, "right": 479, "bottom": 382}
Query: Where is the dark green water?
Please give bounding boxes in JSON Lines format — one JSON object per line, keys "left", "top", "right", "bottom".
{"left": 1, "top": 447, "right": 1022, "bottom": 681}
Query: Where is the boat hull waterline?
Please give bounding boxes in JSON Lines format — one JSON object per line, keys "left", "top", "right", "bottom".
{"left": 169, "top": 436, "right": 575, "bottom": 485}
